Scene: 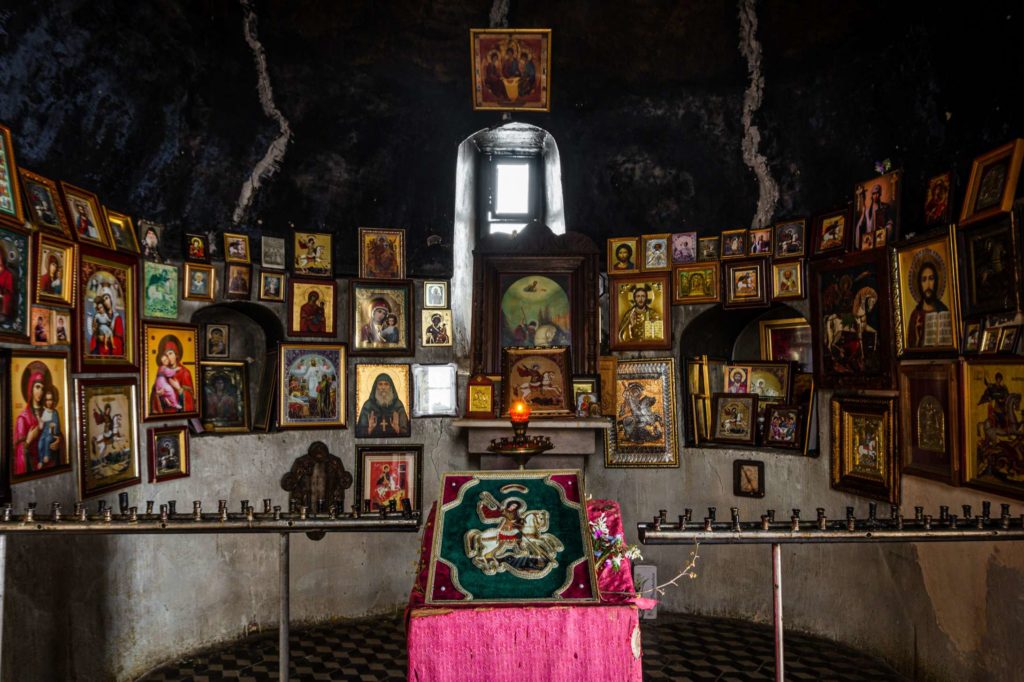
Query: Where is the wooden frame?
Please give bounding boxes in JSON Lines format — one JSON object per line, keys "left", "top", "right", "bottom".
{"left": 34, "top": 233, "right": 76, "bottom": 307}
{"left": 500, "top": 346, "right": 573, "bottom": 418}
{"left": 148, "top": 425, "right": 190, "bottom": 483}
{"left": 103, "top": 208, "right": 140, "bottom": 255}
{"left": 999, "top": 326, "right": 1021, "bottom": 354}
{"left": 671, "top": 231, "right": 698, "bottom": 264}
{"left": 960, "top": 138, "right": 1024, "bottom": 227}
{"left": 183, "top": 262, "right": 215, "bottom": 302}
{"left": 349, "top": 278, "right": 414, "bottom": 355}
{"left": 60, "top": 182, "right": 111, "bottom": 248}
{"left": 470, "top": 28, "right": 552, "bottom": 112}
{"left": 759, "top": 317, "right": 812, "bottom": 372}
{"left": 0, "top": 223, "right": 31, "bottom": 343}
{"left": 223, "top": 232, "right": 251, "bottom": 263}
{"left": 774, "top": 219, "right": 806, "bottom": 258}
{"left": 259, "top": 270, "right": 286, "bottom": 302}
{"left": 74, "top": 376, "right": 141, "bottom": 498}
{"left": 7, "top": 350, "right": 71, "bottom": 483}
{"left": 199, "top": 360, "right": 250, "bottom": 433}
{"left": 76, "top": 246, "right": 138, "bottom": 372}
{"left": 18, "top": 168, "right": 69, "bottom": 236}
{"left": 898, "top": 360, "right": 960, "bottom": 485}
{"left": 962, "top": 359, "right": 1024, "bottom": 499}
{"left": 734, "top": 459, "right": 765, "bottom": 498}
{"left": 356, "top": 445, "right": 423, "bottom": 512}
{"left": 698, "top": 236, "right": 720, "bottom": 262}
{"left": 720, "top": 228, "right": 747, "bottom": 260}
{"left": 672, "top": 262, "right": 720, "bottom": 304}
{"left": 605, "top": 357, "right": 679, "bottom": 467}
{"left": 709, "top": 392, "right": 759, "bottom": 446}
{"left": 423, "top": 280, "right": 449, "bottom": 309}
{"left": 0, "top": 123, "right": 24, "bottom": 228}
{"left": 956, "top": 209, "right": 1022, "bottom": 319}
{"left": 141, "top": 321, "right": 200, "bottom": 422}
{"left": 853, "top": 169, "right": 901, "bottom": 251}
{"left": 607, "top": 237, "right": 640, "bottom": 273}
{"left": 747, "top": 227, "right": 772, "bottom": 257}
{"left": 762, "top": 404, "right": 804, "bottom": 450}
{"left": 891, "top": 227, "right": 960, "bottom": 356}
{"left": 354, "top": 362, "right": 412, "bottom": 437}
{"left": 292, "top": 231, "right": 333, "bottom": 278}
{"left": 142, "top": 261, "right": 179, "bottom": 320}
{"left": 138, "top": 219, "right": 165, "bottom": 262}
{"left": 277, "top": 342, "right": 347, "bottom": 430}
{"left": 184, "top": 233, "right": 210, "bottom": 262}
{"left": 204, "top": 324, "right": 229, "bottom": 359}
{"left": 29, "top": 306, "right": 53, "bottom": 347}
{"left": 771, "top": 260, "right": 804, "bottom": 301}
{"left": 640, "top": 233, "right": 671, "bottom": 272}
{"left": 723, "top": 259, "right": 768, "bottom": 309}
{"left": 358, "top": 227, "right": 405, "bottom": 279}
{"left": 812, "top": 207, "right": 850, "bottom": 257}
{"left": 288, "top": 277, "right": 337, "bottom": 338}
{"left": 608, "top": 272, "right": 671, "bottom": 351}
{"left": 830, "top": 394, "right": 899, "bottom": 503}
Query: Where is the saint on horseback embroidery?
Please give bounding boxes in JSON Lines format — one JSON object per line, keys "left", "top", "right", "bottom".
{"left": 464, "top": 491, "right": 564, "bottom": 579}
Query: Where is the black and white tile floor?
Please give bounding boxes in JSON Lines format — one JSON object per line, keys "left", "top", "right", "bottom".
{"left": 140, "top": 612, "right": 907, "bottom": 681}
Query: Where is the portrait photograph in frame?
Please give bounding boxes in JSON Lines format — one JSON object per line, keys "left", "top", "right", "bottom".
{"left": 960, "top": 138, "right": 1024, "bottom": 227}
{"left": 723, "top": 259, "right": 767, "bottom": 309}
{"left": 358, "top": 227, "right": 405, "bottom": 279}
{"left": 148, "top": 425, "right": 190, "bottom": 483}
{"left": 962, "top": 359, "right": 1024, "bottom": 499}
{"left": 411, "top": 363, "right": 458, "bottom": 418}
{"left": 293, "top": 231, "right": 333, "bottom": 278}
{"left": 604, "top": 357, "right": 678, "bottom": 468}
{"left": 356, "top": 445, "right": 423, "bottom": 512}
{"left": 709, "top": 392, "right": 759, "bottom": 446}
{"left": 671, "top": 231, "right": 697, "bottom": 264}
{"left": 183, "top": 262, "right": 215, "bottom": 302}
{"left": 763, "top": 404, "right": 804, "bottom": 450}
{"left": 8, "top": 350, "right": 71, "bottom": 483}
{"left": 608, "top": 272, "right": 671, "bottom": 351}
{"left": 470, "top": 28, "right": 551, "bottom": 112}
{"left": 259, "top": 270, "right": 286, "bottom": 302}
{"left": 853, "top": 169, "right": 901, "bottom": 251}
{"left": 223, "top": 232, "right": 251, "bottom": 263}
{"left": 640, "top": 233, "right": 671, "bottom": 272}
{"left": 60, "top": 182, "right": 110, "bottom": 248}
{"left": 720, "top": 228, "right": 747, "bottom": 260}
{"left": 830, "top": 394, "right": 899, "bottom": 503}
{"left": 923, "top": 171, "right": 953, "bottom": 228}
{"left": 184, "top": 233, "right": 210, "bottom": 262}
{"left": 607, "top": 237, "right": 639, "bottom": 273}
{"left": 261, "top": 235, "right": 286, "bottom": 270}
{"left": 74, "top": 377, "right": 140, "bottom": 498}
{"left": 142, "top": 322, "right": 200, "bottom": 421}
{"left": 76, "top": 246, "right": 137, "bottom": 372}
{"left": 137, "top": 219, "right": 165, "bottom": 262}
{"left": 734, "top": 459, "right": 765, "bottom": 498}
{"left": 956, "top": 211, "right": 1021, "bottom": 319}
{"left": 698, "top": 236, "right": 720, "bottom": 262}
{"left": 812, "top": 207, "right": 850, "bottom": 256}
{"left": 225, "top": 263, "right": 252, "bottom": 300}
{"left": 30, "top": 306, "right": 53, "bottom": 346}
{"left": 774, "top": 219, "right": 806, "bottom": 258}
{"left": 354, "top": 363, "right": 411, "bottom": 438}
{"left": 288, "top": 278, "right": 337, "bottom": 338}
{"left": 672, "top": 262, "right": 719, "bottom": 305}
{"left": 277, "top": 342, "right": 347, "bottom": 430}
{"left": 0, "top": 123, "right": 24, "bottom": 228}
{"left": 0, "top": 223, "right": 31, "bottom": 343}
{"left": 892, "top": 229, "right": 960, "bottom": 356}
{"left": 142, "top": 261, "right": 179, "bottom": 320}
{"left": 501, "top": 345, "right": 572, "bottom": 418}
{"left": 748, "top": 227, "right": 772, "bottom": 256}
{"left": 898, "top": 360, "right": 960, "bottom": 485}
{"left": 205, "top": 324, "right": 229, "bottom": 359}
{"left": 19, "top": 168, "right": 69, "bottom": 236}
{"left": 423, "top": 280, "right": 449, "bottom": 309}
{"left": 759, "top": 318, "right": 812, "bottom": 372}
{"left": 103, "top": 208, "right": 140, "bottom": 255}
{"left": 349, "top": 278, "right": 414, "bottom": 356}
{"left": 199, "top": 361, "right": 249, "bottom": 433}
{"left": 35, "top": 234, "right": 75, "bottom": 308}
{"left": 771, "top": 260, "right": 804, "bottom": 301}
{"left": 421, "top": 309, "right": 452, "bottom": 347}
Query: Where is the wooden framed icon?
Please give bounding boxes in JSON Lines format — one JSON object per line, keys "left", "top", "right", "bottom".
{"left": 199, "top": 361, "right": 249, "bottom": 433}
{"left": 830, "top": 394, "right": 899, "bottom": 503}
{"left": 103, "top": 208, "right": 140, "bottom": 255}
{"left": 34, "top": 233, "right": 76, "bottom": 308}
{"left": 7, "top": 350, "right": 72, "bottom": 483}
{"left": 349, "top": 278, "right": 414, "bottom": 355}
{"left": 288, "top": 278, "right": 336, "bottom": 338}
{"left": 223, "top": 232, "right": 251, "bottom": 263}
{"left": 74, "top": 376, "right": 141, "bottom": 498}
{"left": 354, "top": 362, "right": 411, "bottom": 437}
{"left": 292, "top": 231, "right": 333, "bottom": 278}
{"left": 148, "top": 425, "right": 190, "bottom": 483}
{"left": 723, "top": 259, "right": 768, "bottom": 308}
{"left": 812, "top": 207, "right": 850, "bottom": 257}
{"left": 733, "top": 459, "right": 765, "bottom": 498}
{"left": 141, "top": 322, "right": 200, "bottom": 422}
{"left": 184, "top": 233, "right": 210, "bottom": 262}
{"left": 891, "top": 228, "right": 960, "bottom": 356}
{"left": 897, "top": 360, "right": 960, "bottom": 485}
{"left": 204, "top": 324, "right": 229, "bottom": 359}
{"left": 224, "top": 263, "right": 252, "bottom": 300}
{"left": 259, "top": 270, "right": 286, "bottom": 302}
{"left": 61, "top": 182, "right": 111, "bottom": 248}
{"left": 183, "top": 263, "right": 215, "bottom": 302}
{"left": 607, "top": 237, "right": 639, "bottom": 273}
{"left": 501, "top": 345, "right": 573, "bottom": 418}
{"left": 640, "top": 233, "right": 671, "bottom": 272}
{"left": 720, "top": 228, "right": 747, "bottom": 260}
{"left": 470, "top": 28, "right": 552, "bottom": 112}
{"left": 698, "top": 236, "right": 720, "bottom": 262}
{"left": 747, "top": 227, "right": 772, "bottom": 256}
{"left": 356, "top": 445, "right": 423, "bottom": 512}
{"left": 262, "top": 235, "right": 286, "bottom": 270}
{"left": 18, "top": 168, "right": 69, "bottom": 236}
{"left": 960, "top": 139, "right": 1024, "bottom": 227}
{"left": 29, "top": 306, "right": 53, "bottom": 347}
{"left": 709, "top": 392, "right": 759, "bottom": 446}
{"left": 672, "top": 263, "right": 719, "bottom": 304}
{"left": 421, "top": 309, "right": 452, "bottom": 347}
{"left": 608, "top": 272, "right": 671, "bottom": 351}
{"left": 853, "top": 170, "right": 901, "bottom": 251}
{"left": 0, "top": 123, "right": 24, "bottom": 228}
{"left": 277, "top": 342, "right": 347, "bottom": 430}
{"left": 76, "top": 246, "right": 138, "bottom": 372}
{"left": 671, "top": 231, "right": 698, "bottom": 264}
{"left": 773, "top": 219, "right": 806, "bottom": 258}
{"left": 142, "top": 261, "right": 179, "bottom": 320}
{"left": 770, "top": 260, "right": 804, "bottom": 301}
{"left": 358, "top": 227, "right": 406, "bottom": 279}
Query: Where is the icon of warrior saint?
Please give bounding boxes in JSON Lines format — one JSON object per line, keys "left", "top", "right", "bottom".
{"left": 464, "top": 492, "right": 564, "bottom": 579}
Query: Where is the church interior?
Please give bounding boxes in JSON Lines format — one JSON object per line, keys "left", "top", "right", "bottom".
{"left": 1, "top": 1, "right": 1023, "bottom": 680}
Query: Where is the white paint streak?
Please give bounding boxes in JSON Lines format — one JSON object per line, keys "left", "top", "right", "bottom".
{"left": 489, "top": 0, "right": 509, "bottom": 28}
{"left": 737, "top": 0, "right": 778, "bottom": 228}
{"left": 233, "top": 0, "right": 293, "bottom": 225}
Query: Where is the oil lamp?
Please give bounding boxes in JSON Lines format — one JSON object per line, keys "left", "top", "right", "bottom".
{"left": 487, "top": 398, "right": 553, "bottom": 469}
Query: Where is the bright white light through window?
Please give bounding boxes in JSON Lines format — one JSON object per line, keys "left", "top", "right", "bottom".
{"left": 489, "top": 222, "right": 526, "bottom": 235}
{"left": 495, "top": 163, "right": 530, "bottom": 214}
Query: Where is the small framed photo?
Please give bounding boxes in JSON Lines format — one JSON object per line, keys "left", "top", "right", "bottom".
{"left": 998, "top": 326, "right": 1020, "bottom": 354}
{"left": 74, "top": 376, "right": 141, "bottom": 498}
{"left": 960, "top": 139, "right": 1024, "bottom": 227}
{"left": 19, "top": 168, "right": 70, "bottom": 237}
{"left": 288, "top": 278, "right": 337, "bottom": 337}
{"left": 148, "top": 425, "right": 190, "bottom": 483}
{"left": 53, "top": 310, "right": 71, "bottom": 346}
{"left": 261, "top": 235, "right": 286, "bottom": 270}
{"left": 350, "top": 278, "right": 414, "bottom": 355}
{"left": 980, "top": 327, "right": 1000, "bottom": 354}
{"left": 138, "top": 219, "right": 165, "bottom": 262}
{"left": 423, "top": 280, "right": 449, "bottom": 309}
{"left": 205, "top": 324, "right": 230, "bottom": 358}
{"left": 277, "top": 342, "right": 347, "bottom": 430}
{"left": 34, "top": 234, "right": 76, "bottom": 307}
{"left": 358, "top": 227, "right": 406, "bottom": 279}
{"left": 723, "top": 259, "right": 768, "bottom": 308}
{"left": 470, "top": 28, "right": 551, "bottom": 112}
{"left": 771, "top": 260, "right": 804, "bottom": 300}
{"left": 698, "top": 236, "right": 720, "bottom": 262}
{"left": 61, "top": 182, "right": 111, "bottom": 248}
{"left": 812, "top": 208, "right": 850, "bottom": 256}
{"left": 774, "top": 219, "right": 806, "bottom": 258}
{"left": 710, "top": 392, "right": 759, "bottom": 446}
{"left": 199, "top": 361, "right": 249, "bottom": 433}
{"left": 142, "top": 261, "right": 179, "bottom": 320}
{"left": 853, "top": 169, "right": 901, "bottom": 250}
{"left": 640, "top": 234, "right": 671, "bottom": 271}
{"left": 354, "top": 363, "right": 411, "bottom": 437}
{"left": 572, "top": 374, "right": 599, "bottom": 401}
{"left": 720, "top": 228, "right": 747, "bottom": 260}
{"left": 259, "top": 270, "right": 286, "bottom": 302}
{"left": 30, "top": 306, "right": 53, "bottom": 346}
{"left": 225, "top": 263, "right": 252, "bottom": 300}
{"left": 411, "top": 363, "right": 458, "bottom": 417}
{"left": 223, "top": 232, "right": 251, "bottom": 263}
{"left": 748, "top": 227, "right": 772, "bottom": 256}
{"left": 671, "top": 231, "right": 697, "bottom": 264}
{"left": 501, "top": 345, "right": 573, "bottom": 417}
{"left": 184, "top": 233, "right": 210, "bottom": 262}
{"left": 293, "top": 231, "right": 333, "bottom": 277}
{"left": 763, "top": 404, "right": 804, "bottom": 449}
{"left": 421, "top": 309, "right": 452, "bottom": 346}
{"left": 575, "top": 391, "right": 600, "bottom": 417}
{"left": 733, "top": 460, "right": 765, "bottom": 498}
{"left": 142, "top": 322, "right": 200, "bottom": 421}
{"left": 103, "top": 209, "right": 140, "bottom": 255}
{"left": 924, "top": 172, "right": 953, "bottom": 228}
{"left": 356, "top": 445, "right": 423, "bottom": 512}
{"left": 672, "top": 262, "right": 720, "bottom": 304}
{"left": 963, "top": 321, "right": 982, "bottom": 353}
{"left": 183, "top": 263, "right": 215, "bottom": 302}
{"left": 607, "top": 237, "right": 639, "bottom": 272}
{"left": 830, "top": 394, "right": 898, "bottom": 503}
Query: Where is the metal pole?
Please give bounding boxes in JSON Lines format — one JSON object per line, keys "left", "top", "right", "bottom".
{"left": 279, "top": 532, "right": 290, "bottom": 681}
{"left": 772, "top": 543, "right": 784, "bottom": 682}
{"left": 0, "top": 534, "right": 6, "bottom": 675}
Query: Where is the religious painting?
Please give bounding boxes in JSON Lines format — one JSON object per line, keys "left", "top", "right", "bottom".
{"left": 571, "top": 375, "right": 600, "bottom": 417}
{"left": 956, "top": 214, "right": 1021, "bottom": 319}
{"left": 103, "top": 209, "right": 140, "bottom": 255}
{"left": 763, "top": 405, "right": 803, "bottom": 450}
{"left": 853, "top": 170, "right": 901, "bottom": 251}
{"left": 349, "top": 279, "right": 413, "bottom": 355}
{"left": 464, "top": 371, "right": 497, "bottom": 419}
{"left": 76, "top": 247, "right": 137, "bottom": 372}
{"left": 142, "top": 261, "right": 179, "bottom": 320}
{"left": 184, "top": 233, "right": 209, "bottom": 262}
{"left": 892, "top": 230, "right": 959, "bottom": 355}
{"left": 356, "top": 445, "right": 422, "bottom": 512}
{"left": 924, "top": 172, "right": 953, "bottom": 228}
{"left": 421, "top": 309, "right": 453, "bottom": 347}
{"left": 137, "top": 219, "right": 165, "bottom": 262}
{"left": 810, "top": 248, "right": 895, "bottom": 390}
{"left": 830, "top": 395, "right": 898, "bottom": 503}
{"left": 771, "top": 260, "right": 804, "bottom": 300}
{"left": 963, "top": 321, "right": 982, "bottom": 353}
{"left": 608, "top": 272, "right": 671, "bottom": 351}
{"left": 980, "top": 327, "right": 1000, "bottom": 354}
{"left": 205, "top": 324, "right": 229, "bottom": 359}
{"left": 747, "top": 227, "right": 772, "bottom": 256}
{"left": 759, "top": 318, "right": 812, "bottom": 372}
{"left": 358, "top": 227, "right": 405, "bottom": 279}
{"left": 498, "top": 273, "right": 571, "bottom": 349}
{"left": 18, "top": 169, "right": 69, "bottom": 236}
{"left": 261, "top": 235, "right": 286, "bottom": 270}
{"left": 292, "top": 231, "right": 333, "bottom": 278}
{"left": 412, "top": 363, "right": 458, "bottom": 417}
{"left": 724, "top": 362, "right": 791, "bottom": 401}
{"left": 29, "top": 306, "right": 53, "bottom": 347}
{"left": 812, "top": 208, "right": 850, "bottom": 256}
{"left": 288, "top": 278, "right": 337, "bottom": 338}
{"left": 671, "top": 231, "right": 698, "bottom": 264}
{"left": 640, "top": 233, "right": 671, "bottom": 272}
{"left": 74, "top": 377, "right": 140, "bottom": 498}
{"left": 354, "top": 363, "right": 411, "bottom": 438}
{"left": 148, "top": 425, "right": 190, "bottom": 483}
{"left": 500, "top": 346, "right": 572, "bottom": 418}
{"left": 960, "top": 138, "right": 1024, "bottom": 227}
{"left": 607, "top": 237, "right": 638, "bottom": 273}
{"left": 183, "top": 262, "right": 215, "bottom": 302}
{"left": 962, "top": 359, "right": 1024, "bottom": 499}
{"left": 672, "top": 263, "right": 719, "bottom": 304}
{"left": 34, "top": 234, "right": 75, "bottom": 307}
{"left": 60, "top": 182, "right": 110, "bottom": 248}
{"left": 720, "top": 228, "right": 747, "bottom": 260}
{"left": 897, "top": 360, "right": 960, "bottom": 484}
{"left": 723, "top": 259, "right": 767, "bottom": 308}
{"left": 724, "top": 366, "right": 749, "bottom": 393}
{"left": 224, "top": 263, "right": 252, "bottom": 300}
{"left": 423, "top": 280, "right": 449, "bottom": 309}
{"left": 0, "top": 224, "right": 30, "bottom": 343}
{"left": 604, "top": 357, "right": 678, "bottom": 467}
{"left": 734, "top": 460, "right": 765, "bottom": 498}
{"left": 277, "top": 342, "right": 347, "bottom": 430}
{"left": 698, "top": 236, "right": 720, "bottom": 262}
{"left": 141, "top": 322, "right": 199, "bottom": 422}
{"left": 8, "top": 351, "right": 71, "bottom": 483}
{"left": 52, "top": 310, "right": 70, "bottom": 346}
{"left": 999, "top": 326, "right": 1020, "bottom": 353}
{"left": 259, "top": 270, "right": 285, "bottom": 302}
{"left": 199, "top": 361, "right": 249, "bottom": 433}
{"left": 709, "top": 392, "right": 758, "bottom": 446}
{"left": 470, "top": 29, "right": 552, "bottom": 112}
{"left": 223, "top": 232, "right": 251, "bottom": 263}
{"left": 774, "top": 219, "right": 806, "bottom": 258}
{"left": 0, "top": 123, "right": 24, "bottom": 228}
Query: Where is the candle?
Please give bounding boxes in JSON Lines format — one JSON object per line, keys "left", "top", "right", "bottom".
{"left": 510, "top": 399, "right": 531, "bottom": 423}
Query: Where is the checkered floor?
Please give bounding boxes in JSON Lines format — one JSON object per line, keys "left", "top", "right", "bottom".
{"left": 139, "top": 612, "right": 906, "bottom": 681}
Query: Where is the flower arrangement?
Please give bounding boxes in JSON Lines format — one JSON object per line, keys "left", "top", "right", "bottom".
{"left": 590, "top": 512, "right": 643, "bottom": 571}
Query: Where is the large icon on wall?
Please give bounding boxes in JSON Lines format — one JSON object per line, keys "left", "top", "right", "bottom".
{"left": 76, "top": 246, "right": 138, "bottom": 372}
{"left": 7, "top": 350, "right": 71, "bottom": 483}
{"left": 470, "top": 29, "right": 551, "bottom": 112}
{"left": 604, "top": 357, "right": 679, "bottom": 468}
{"left": 141, "top": 322, "right": 200, "bottom": 421}
{"left": 499, "top": 274, "right": 571, "bottom": 349}
{"left": 75, "top": 377, "right": 140, "bottom": 498}
{"left": 349, "top": 279, "right": 413, "bottom": 355}
{"left": 608, "top": 272, "right": 671, "bottom": 351}
{"left": 891, "top": 228, "right": 960, "bottom": 355}
{"left": 354, "top": 363, "right": 411, "bottom": 438}
{"left": 277, "top": 342, "right": 347, "bottom": 430}
{"left": 962, "top": 359, "right": 1024, "bottom": 500}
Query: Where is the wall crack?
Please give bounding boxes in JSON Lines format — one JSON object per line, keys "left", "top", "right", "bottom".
{"left": 737, "top": 0, "right": 778, "bottom": 228}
